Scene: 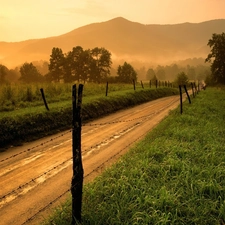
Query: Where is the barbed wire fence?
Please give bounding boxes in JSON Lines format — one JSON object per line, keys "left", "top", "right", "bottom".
{"left": 0, "top": 83, "right": 202, "bottom": 224}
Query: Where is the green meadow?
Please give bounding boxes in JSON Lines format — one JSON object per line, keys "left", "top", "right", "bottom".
{"left": 43, "top": 87, "right": 225, "bottom": 225}
{"left": 0, "top": 82, "right": 177, "bottom": 149}
{"left": 0, "top": 83, "right": 133, "bottom": 112}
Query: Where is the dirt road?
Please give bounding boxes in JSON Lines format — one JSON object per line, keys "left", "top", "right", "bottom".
{"left": 0, "top": 95, "right": 182, "bottom": 225}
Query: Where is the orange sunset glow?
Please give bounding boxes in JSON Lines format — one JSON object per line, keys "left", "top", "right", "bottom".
{"left": 1, "top": 0, "right": 225, "bottom": 42}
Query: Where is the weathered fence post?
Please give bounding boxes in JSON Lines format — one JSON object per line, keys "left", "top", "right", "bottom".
{"left": 40, "top": 88, "right": 49, "bottom": 111}
{"left": 105, "top": 81, "right": 109, "bottom": 96}
{"left": 133, "top": 79, "right": 136, "bottom": 90}
{"left": 183, "top": 85, "right": 191, "bottom": 104}
{"left": 141, "top": 80, "right": 144, "bottom": 89}
{"left": 191, "top": 82, "right": 195, "bottom": 98}
{"left": 179, "top": 85, "right": 183, "bottom": 114}
{"left": 194, "top": 82, "right": 198, "bottom": 95}
{"left": 71, "top": 84, "right": 84, "bottom": 224}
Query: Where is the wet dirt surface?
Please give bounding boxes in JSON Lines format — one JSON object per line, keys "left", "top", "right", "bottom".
{"left": 0, "top": 95, "right": 182, "bottom": 225}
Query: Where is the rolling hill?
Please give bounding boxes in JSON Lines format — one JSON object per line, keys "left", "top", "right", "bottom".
{"left": 1, "top": 17, "right": 225, "bottom": 68}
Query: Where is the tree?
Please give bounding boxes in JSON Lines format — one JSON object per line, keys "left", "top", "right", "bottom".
{"left": 19, "top": 63, "right": 44, "bottom": 83}
{"left": 186, "top": 65, "right": 196, "bottom": 81}
{"left": 63, "top": 49, "right": 77, "bottom": 83}
{"left": 89, "top": 47, "right": 112, "bottom": 82}
{"left": 7, "top": 68, "right": 20, "bottom": 83}
{"left": 49, "top": 47, "right": 65, "bottom": 82}
{"left": 117, "top": 62, "right": 137, "bottom": 83}
{"left": 205, "top": 73, "right": 215, "bottom": 86}
{"left": 0, "top": 64, "right": 9, "bottom": 84}
{"left": 67, "top": 46, "right": 84, "bottom": 82}
{"left": 47, "top": 46, "right": 112, "bottom": 83}
{"left": 80, "top": 49, "right": 91, "bottom": 83}
{"left": 33, "top": 61, "right": 49, "bottom": 76}
{"left": 174, "top": 72, "right": 189, "bottom": 86}
{"left": 156, "top": 65, "right": 166, "bottom": 80}
{"left": 70, "top": 46, "right": 91, "bottom": 82}
{"left": 165, "top": 64, "right": 180, "bottom": 81}
{"left": 205, "top": 33, "right": 225, "bottom": 84}
{"left": 146, "top": 68, "right": 156, "bottom": 80}
{"left": 64, "top": 47, "right": 92, "bottom": 83}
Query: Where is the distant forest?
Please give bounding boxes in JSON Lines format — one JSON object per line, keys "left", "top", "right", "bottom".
{"left": 0, "top": 54, "right": 210, "bottom": 84}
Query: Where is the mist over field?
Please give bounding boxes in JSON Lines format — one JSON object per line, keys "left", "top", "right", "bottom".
{"left": 1, "top": 17, "right": 225, "bottom": 69}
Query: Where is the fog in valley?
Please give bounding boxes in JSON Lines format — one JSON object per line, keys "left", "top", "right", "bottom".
{"left": 1, "top": 17, "right": 224, "bottom": 83}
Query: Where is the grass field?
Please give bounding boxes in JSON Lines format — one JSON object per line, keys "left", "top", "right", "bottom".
{"left": 0, "top": 82, "right": 143, "bottom": 112}
{"left": 0, "top": 82, "right": 178, "bottom": 149}
{"left": 42, "top": 87, "right": 225, "bottom": 225}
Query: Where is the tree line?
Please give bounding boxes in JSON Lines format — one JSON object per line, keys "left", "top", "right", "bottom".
{"left": 0, "top": 57, "right": 206, "bottom": 85}
{"left": 47, "top": 46, "right": 112, "bottom": 83}
{"left": 145, "top": 64, "right": 209, "bottom": 82}
{"left": 0, "top": 32, "right": 225, "bottom": 85}
{"left": 0, "top": 46, "right": 138, "bottom": 84}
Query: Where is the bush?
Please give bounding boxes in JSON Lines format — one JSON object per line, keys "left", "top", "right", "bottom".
{"left": 174, "top": 72, "right": 189, "bottom": 86}
{"left": 0, "top": 88, "right": 179, "bottom": 149}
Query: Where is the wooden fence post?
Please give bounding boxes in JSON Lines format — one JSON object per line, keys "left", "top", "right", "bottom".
{"left": 40, "top": 88, "right": 49, "bottom": 111}
{"left": 141, "top": 80, "right": 144, "bottom": 89}
{"left": 191, "top": 82, "right": 195, "bottom": 98}
{"left": 179, "top": 85, "right": 183, "bottom": 114}
{"left": 133, "top": 79, "right": 136, "bottom": 90}
{"left": 71, "top": 84, "right": 84, "bottom": 224}
{"left": 183, "top": 85, "right": 191, "bottom": 104}
{"left": 105, "top": 81, "right": 109, "bottom": 96}
{"left": 194, "top": 82, "right": 198, "bottom": 95}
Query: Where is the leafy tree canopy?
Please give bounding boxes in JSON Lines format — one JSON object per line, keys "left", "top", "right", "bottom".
{"left": 0, "top": 64, "right": 9, "bottom": 84}
{"left": 174, "top": 72, "right": 189, "bottom": 86}
{"left": 205, "top": 33, "right": 225, "bottom": 84}
{"left": 156, "top": 65, "right": 166, "bottom": 80}
{"left": 64, "top": 46, "right": 85, "bottom": 82}
{"left": 47, "top": 46, "right": 112, "bottom": 83}
{"left": 146, "top": 68, "right": 156, "bottom": 80}
{"left": 89, "top": 47, "right": 112, "bottom": 82}
{"left": 48, "top": 47, "right": 65, "bottom": 82}
{"left": 19, "top": 63, "right": 44, "bottom": 83}
{"left": 117, "top": 62, "right": 137, "bottom": 83}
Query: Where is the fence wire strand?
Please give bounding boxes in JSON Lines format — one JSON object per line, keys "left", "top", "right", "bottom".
{"left": 21, "top": 121, "right": 149, "bottom": 225}
{"left": 0, "top": 96, "right": 181, "bottom": 225}
{"left": 1, "top": 97, "right": 179, "bottom": 164}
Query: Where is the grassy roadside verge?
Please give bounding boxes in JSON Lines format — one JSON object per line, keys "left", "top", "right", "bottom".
{"left": 43, "top": 87, "right": 225, "bottom": 225}
{"left": 0, "top": 87, "right": 178, "bottom": 150}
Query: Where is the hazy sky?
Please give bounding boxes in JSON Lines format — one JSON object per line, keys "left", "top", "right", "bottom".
{"left": 1, "top": 0, "right": 225, "bottom": 42}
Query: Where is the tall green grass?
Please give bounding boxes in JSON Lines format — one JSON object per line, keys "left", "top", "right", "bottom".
{"left": 0, "top": 83, "right": 142, "bottom": 112}
{"left": 0, "top": 82, "right": 177, "bottom": 149}
{"left": 43, "top": 88, "right": 225, "bottom": 225}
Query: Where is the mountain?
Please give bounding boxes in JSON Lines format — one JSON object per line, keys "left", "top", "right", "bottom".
{"left": 1, "top": 17, "right": 225, "bottom": 68}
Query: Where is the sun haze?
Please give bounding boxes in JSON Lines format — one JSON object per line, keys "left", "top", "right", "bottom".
{"left": 0, "top": 0, "right": 225, "bottom": 42}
